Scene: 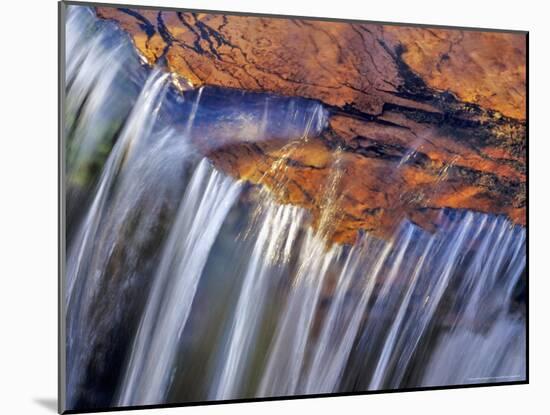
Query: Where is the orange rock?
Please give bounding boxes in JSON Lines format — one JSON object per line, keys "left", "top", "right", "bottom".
{"left": 382, "top": 27, "right": 527, "bottom": 120}
{"left": 96, "top": 7, "right": 526, "bottom": 243}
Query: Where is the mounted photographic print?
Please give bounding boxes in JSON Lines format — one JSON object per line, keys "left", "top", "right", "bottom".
{"left": 59, "top": 1, "right": 528, "bottom": 413}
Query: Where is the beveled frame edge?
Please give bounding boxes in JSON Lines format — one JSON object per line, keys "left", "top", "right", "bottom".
{"left": 59, "top": 1, "right": 67, "bottom": 414}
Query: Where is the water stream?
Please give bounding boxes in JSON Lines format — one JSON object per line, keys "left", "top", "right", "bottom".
{"left": 64, "top": 5, "right": 527, "bottom": 411}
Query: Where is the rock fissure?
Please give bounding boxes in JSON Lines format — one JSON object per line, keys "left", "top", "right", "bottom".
{"left": 96, "top": 7, "right": 526, "bottom": 243}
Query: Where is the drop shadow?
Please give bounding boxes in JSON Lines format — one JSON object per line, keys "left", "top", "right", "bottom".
{"left": 34, "top": 398, "right": 57, "bottom": 413}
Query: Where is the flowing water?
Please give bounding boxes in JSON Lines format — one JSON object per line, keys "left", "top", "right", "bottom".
{"left": 117, "top": 160, "right": 243, "bottom": 406}
{"left": 64, "top": 5, "right": 527, "bottom": 411}
{"left": 66, "top": 68, "right": 174, "bottom": 405}
{"left": 210, "top": 201, "right": 306, "bottom": 400}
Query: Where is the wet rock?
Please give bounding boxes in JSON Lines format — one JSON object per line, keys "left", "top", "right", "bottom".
{"left": 97, "top": 7, "right": 526, "bottom": 243}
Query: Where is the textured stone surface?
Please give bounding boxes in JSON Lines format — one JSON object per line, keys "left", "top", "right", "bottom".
{"left": 382, "top": 27, "right": 527, "bottom": 120}
{"left": 97, "top": 7, "right": 526, "bottom": 243}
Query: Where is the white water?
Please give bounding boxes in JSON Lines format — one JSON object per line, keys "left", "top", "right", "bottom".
{"left": 301, "top": 235, "right": 392, "bottom": 394}
{"left": 66, "top": 69, "right": 173, "bottom": 405}
{"left": 66, "top": 70, "right": 169, "bottom": 306}
{"left": 205, "top": 208, "right": 526, "bottom": 399}
{"left": 368, "top": 213, "right": 477, "bottom": 389}
{"left": 419, "top": 220, "right": 526, "bottom": 387}
{"left": 64, "top": 5, "right": 527, "bottom": 410}
{"left": 421, "top": 316, "right": 526, "bottom": 386}
{"left": 211, "top": 201, "right": 305, "bottom": 400}
{"left": 254, "top": 212, "right": 525, "bottom": 396}
{"left": 118, "top": 160, "right": 242, "bottom": 405}
{"left": 65, "top": 6, "right": 141, "bottom": 179}
{"left": 258, "top": 230, "right": 343, "bottom": 397}
{"left": 365, "top": 213, "right": 526, "bottom": 390}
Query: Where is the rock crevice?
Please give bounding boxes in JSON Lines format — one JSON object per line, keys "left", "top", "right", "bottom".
{"left": 97, "top": 7, "right": 526, "bottom": 243}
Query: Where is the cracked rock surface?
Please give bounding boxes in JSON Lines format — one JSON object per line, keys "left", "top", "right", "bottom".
{"left": 97, "top": 7, "right": 526, "bottom": 243}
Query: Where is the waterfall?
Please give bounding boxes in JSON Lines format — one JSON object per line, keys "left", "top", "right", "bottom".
{"left": 300, "top": 235, "right": 392, "bottom": 394}
{"left": 210, "top": 201, "right": 306, "bottom": 400}
{"left": 66, "top": 69, "right": 175, "bottom": 406}
{"left": 419, "top": 221, "right": 526, "bottom": 387}
{"left": 257, "top": 232, "right": 343, "bottom": 396}
{"left": 66, "top": 69, "right": 169, "bottom": 305}
{"left": 362, "top": 213, "right": 526, "bottom": 390}
{"left": 65, "top": 6, "right": 143, "bottom": 184}
{"left": 118, "top": 160, "right": 242, "bottom": 406}
{"left": 253, "top": 212, "right": 525, "bottom": 396}
{"left": 64, "top": 5, "right": 526, "bottom": 411}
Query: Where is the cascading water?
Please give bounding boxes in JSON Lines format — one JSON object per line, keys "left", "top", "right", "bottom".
{"left": 210, "top": 201, "right": 306, "bottom": 400}
{"left": 217, "top": 211, "right": 526, "bottom": 398}
{"left": 65, "top": 6, "right": 144, "bottom": 230}
{"left": 118, "top": 161, "right": 242, "bottom": 406}
{"left": 258, "top": 231, "right": 344, "bottom": 397}
{"left": 419, "top": 220, "right": 526, "bottom": 387}
{"left": 64, "top": 5, "right": 526, "bottom": 412}
{"left": 66, "top": 68, "right": 174, "bottom": 406}
{"left": 300, "top": 235, "right": 392, "bottom": 394}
